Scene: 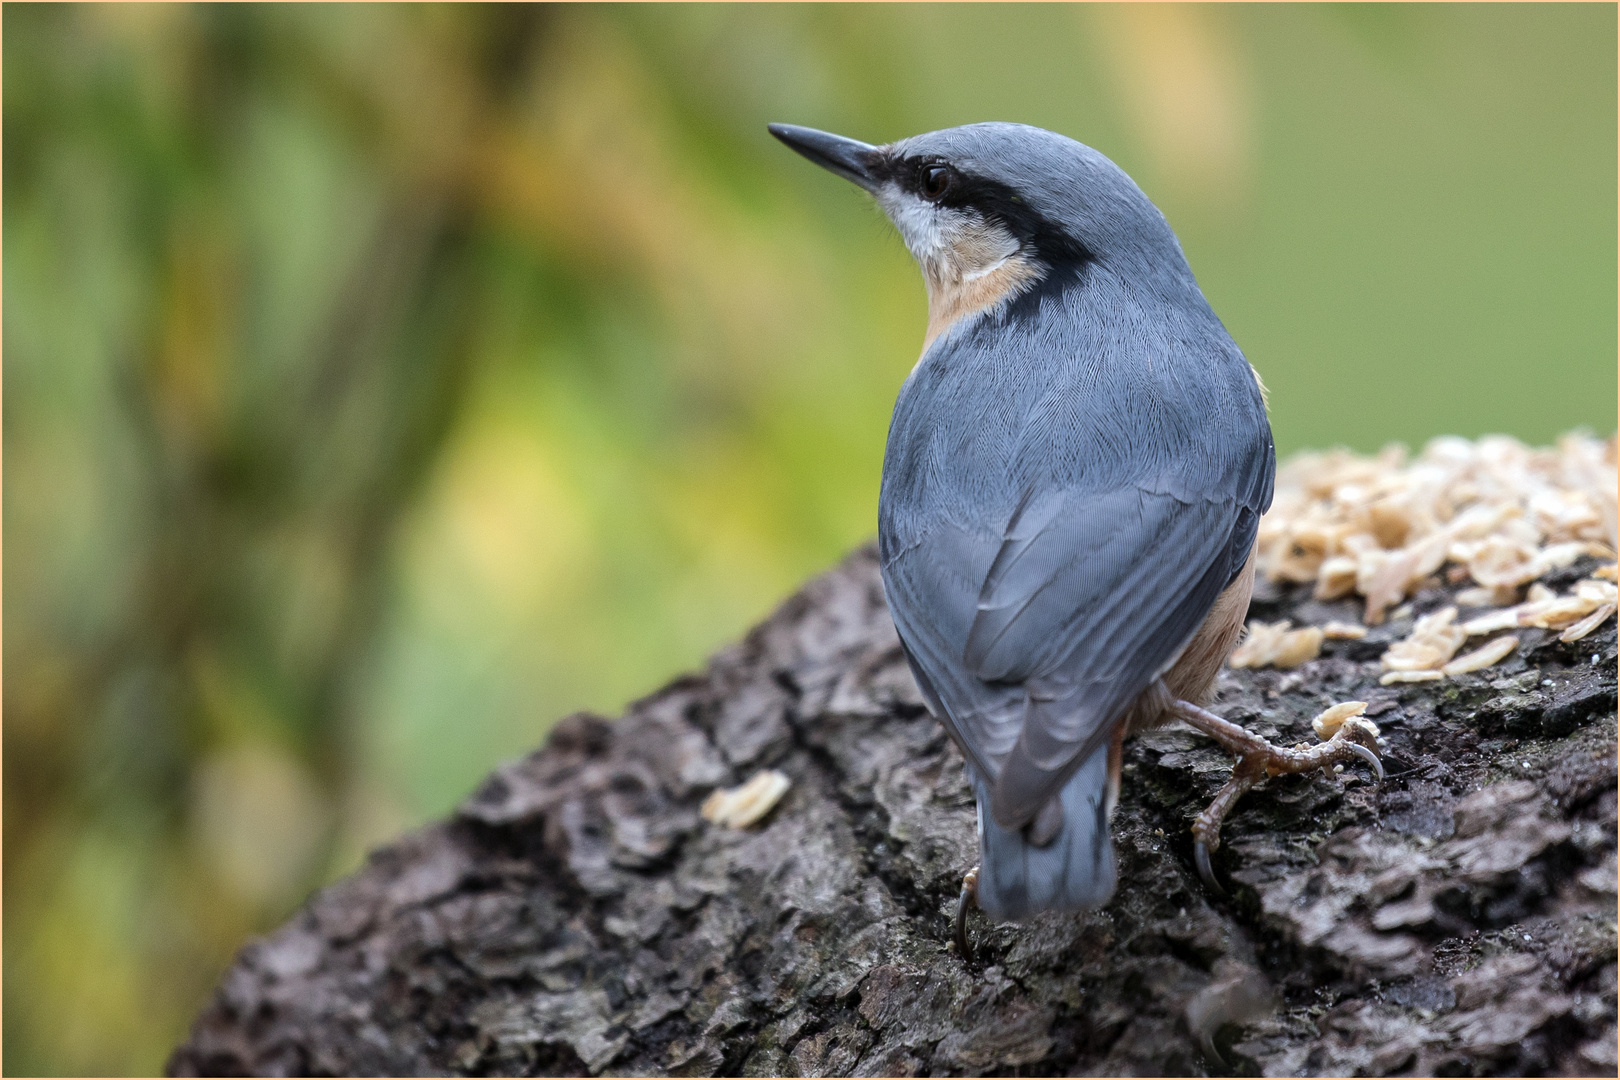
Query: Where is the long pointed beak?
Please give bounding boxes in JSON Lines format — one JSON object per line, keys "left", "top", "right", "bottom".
{"left": 768, "top": 123, "right": 881, "bottom": 192}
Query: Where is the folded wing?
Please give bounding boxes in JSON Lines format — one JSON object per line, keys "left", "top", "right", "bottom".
{"left": 884, "top": 482, "right": 1256, "bottom": 825}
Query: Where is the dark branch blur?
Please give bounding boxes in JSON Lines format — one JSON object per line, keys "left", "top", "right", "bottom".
{"left": 4, "top": 4, "right": 1614, "bottom": 1074}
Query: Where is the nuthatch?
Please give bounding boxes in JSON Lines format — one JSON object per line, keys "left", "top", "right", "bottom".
{"left": 771, "top": 122, "right": 1383, "bottom": 958}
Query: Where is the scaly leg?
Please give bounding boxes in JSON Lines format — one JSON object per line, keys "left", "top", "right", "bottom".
{"left": 954, "top": 865, "right": 979, "bottom": 962}
{"left": 1168, "top": 699, "right": 1383, "bottom": 893}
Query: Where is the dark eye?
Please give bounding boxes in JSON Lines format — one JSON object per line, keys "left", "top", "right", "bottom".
{"left": 919, "top": 163, "right": 953, "bottom": 201}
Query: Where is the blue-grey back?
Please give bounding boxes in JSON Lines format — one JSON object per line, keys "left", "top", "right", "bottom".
{"left": 877, "top": 256, "right": 1273, "bottom": 817}
{"left": 881, "top": 264, "right": 1267, "bottom": 531}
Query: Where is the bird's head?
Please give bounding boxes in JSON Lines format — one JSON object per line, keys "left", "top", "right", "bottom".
{"left": 770, "top": 121, "right": 1192, "bottom": 348}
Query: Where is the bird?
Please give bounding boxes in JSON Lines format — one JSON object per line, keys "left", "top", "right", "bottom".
{"left": 769, "top": 121, "right": 1383, "bottom": 959}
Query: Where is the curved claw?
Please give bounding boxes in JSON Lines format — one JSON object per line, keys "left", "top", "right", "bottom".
{"left": 1342, "top": 740, "right": 1384, "bottom": 783}
{"left": 954, "top": 878, "right": 976, "bottom": 963}
{"left": 1198, "top": 1030, "right": 1229, "bottom": 1074}
{"left": 1194, "top": 840, "right": 1226, "bottom": 897}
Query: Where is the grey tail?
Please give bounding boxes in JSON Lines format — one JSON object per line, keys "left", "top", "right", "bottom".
{"left": 971, "top": 743, "right": 1117, "bottom": 921}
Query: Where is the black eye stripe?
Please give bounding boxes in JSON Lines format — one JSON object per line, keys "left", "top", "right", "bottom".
{"left": 872, "top": 153, "right": 1093, "bottom": 268}
{"left": 864, "top": 151, "right": 1093, "bottom": 267}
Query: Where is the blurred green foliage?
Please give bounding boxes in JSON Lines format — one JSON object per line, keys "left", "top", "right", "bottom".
{"left": 3, "top": 4, "right": 1614, "bottom": 1074}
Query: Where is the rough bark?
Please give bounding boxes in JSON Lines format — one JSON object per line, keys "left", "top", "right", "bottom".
{"left": 169, "top": 545, "right": 1618, "bottom": 1077}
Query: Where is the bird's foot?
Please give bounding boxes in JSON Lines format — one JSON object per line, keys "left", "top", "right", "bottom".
{"left": 953, "top": 865, "right": 980, "bottom": 962}
{"left": 1168, "top": 698, "right": 1383, "bottom": 894}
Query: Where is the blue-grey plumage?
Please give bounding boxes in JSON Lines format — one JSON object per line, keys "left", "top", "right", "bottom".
{"left": 771, "top": 121, "right": 1275, "bottom": 922}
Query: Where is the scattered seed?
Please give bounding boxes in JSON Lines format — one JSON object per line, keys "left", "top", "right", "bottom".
{"left": 1462, "top": 609, "right": 1521, "bottom": 636}
{"left": 1560, "top": 603, "right": 1615, "bottom": 643}
{"left": 1229, "top": 620, "right": 1324, "bottom": 669}
{"left": 1311, "top": 700, "right": 1369, "bottom": 740}
{"left": 701, "top": 769, "right": 791, "bottom": 829}
{"left": 1382, "top": 607, "right": 1467, "bottom": 672}
{"left": 1441, "top": 635, "right": 1519, "bottom": 676}
{"left": 1380, "top": 670, "right": 1445, "bottom": 685}
{"left": 1256, "top": 435, "right": 1617, "bottom": 627}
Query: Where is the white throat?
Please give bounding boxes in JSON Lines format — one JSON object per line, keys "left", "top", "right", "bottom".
{"left": 877, "top": 185, "right": 1043, "bottom": 351}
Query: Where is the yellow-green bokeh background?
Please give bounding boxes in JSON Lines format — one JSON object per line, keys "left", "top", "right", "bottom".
{"left": 4, "top": 4, "right": 1615, "bottom": 1074}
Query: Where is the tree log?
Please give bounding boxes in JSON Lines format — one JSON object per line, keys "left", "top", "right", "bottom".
{"left": 169, "top": 545, "right": 1617, "bottom": 1077}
